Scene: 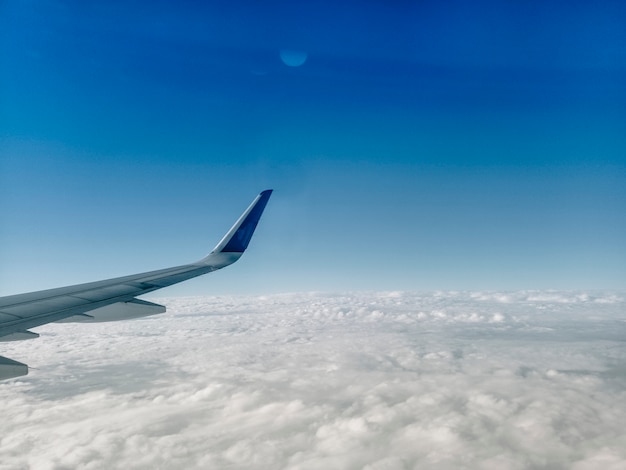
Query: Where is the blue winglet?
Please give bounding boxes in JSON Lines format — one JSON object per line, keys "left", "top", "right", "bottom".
{"left": 217, "top": 190, "right": 273, "bottom": 253}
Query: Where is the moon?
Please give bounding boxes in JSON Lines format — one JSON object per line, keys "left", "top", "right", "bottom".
{"left": 279, "top": 50, "right": 308, "bottom": 67}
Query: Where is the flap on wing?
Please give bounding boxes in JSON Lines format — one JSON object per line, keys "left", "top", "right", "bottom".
{"left": 56, "top": 299, "right": 166, "bottom": 323}
{"left": 55, "top": 313, "right": 95, "bottom": 323}
{"left": 0, "top": 355, "right": 28, "bottom": 380}
{"left": 0, "top": 330, "right": 40, "bottom": 342}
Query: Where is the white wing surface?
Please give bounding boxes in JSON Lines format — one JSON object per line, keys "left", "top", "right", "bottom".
{"left": 0, "top": 190, "right": 273, "bottom": 380}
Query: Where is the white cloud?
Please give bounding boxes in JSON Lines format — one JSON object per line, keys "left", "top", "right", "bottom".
{"left": 1, "top": 291, "right": 625, "bottom": 469}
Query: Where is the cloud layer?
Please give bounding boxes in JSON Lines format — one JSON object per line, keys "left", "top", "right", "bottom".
{"left": 1, "top": 291, "right": 625, "bottom": 469}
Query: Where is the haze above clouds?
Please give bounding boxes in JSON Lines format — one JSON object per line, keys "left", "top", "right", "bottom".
{"left": 2, "top": 291, "right": 625, "bottom": 469}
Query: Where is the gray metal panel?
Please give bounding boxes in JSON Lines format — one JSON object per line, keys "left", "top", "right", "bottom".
{"left": 69, "top": 284, "right": 144, "bottom": 301}
{"left": 0, "top": 313, "right": 21, "bottom": 322}
{"left": 1, "top": 296, "right": 93, "bottom": 317}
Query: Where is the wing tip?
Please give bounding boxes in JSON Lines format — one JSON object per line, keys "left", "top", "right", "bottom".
{"left": 203, "top": 189, "right": 273, "bottom": 260}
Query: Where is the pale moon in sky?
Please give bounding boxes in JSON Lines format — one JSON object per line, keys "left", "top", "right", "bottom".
{"left": 279, "top": 49, "right": 308, "bottom": 67}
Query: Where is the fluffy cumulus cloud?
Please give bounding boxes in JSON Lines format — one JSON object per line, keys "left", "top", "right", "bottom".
{"left": 1, "top": 291, "right": 626, "bottom": 469}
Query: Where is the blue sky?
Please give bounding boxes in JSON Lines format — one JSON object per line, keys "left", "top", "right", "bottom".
{"left": 1, "top": 0, "right": 625, "bottom": 295}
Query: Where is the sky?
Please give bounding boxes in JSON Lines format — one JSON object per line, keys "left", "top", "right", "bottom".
{"left": 2, "top": 291, "right": 625, "bottom": 468}
{"left": 1, "top": 0, "right": 625, "bottom": 295}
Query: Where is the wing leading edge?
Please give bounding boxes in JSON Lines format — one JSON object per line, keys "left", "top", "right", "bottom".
{"left": 0, "top": 190, "right": 273, "bottom": 380}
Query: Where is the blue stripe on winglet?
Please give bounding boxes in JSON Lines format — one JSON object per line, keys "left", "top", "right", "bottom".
{"left": 220, "top": 190, "right": 273, "bottom": 253}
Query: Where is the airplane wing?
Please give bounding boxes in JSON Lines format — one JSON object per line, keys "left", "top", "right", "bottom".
{"left": 0, "top": 190, "right": 273, "bottom": 380}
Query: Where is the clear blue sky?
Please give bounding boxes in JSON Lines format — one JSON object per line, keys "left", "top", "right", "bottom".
{"left": 1, "top": 0, "right": 625, "bottom": 295}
